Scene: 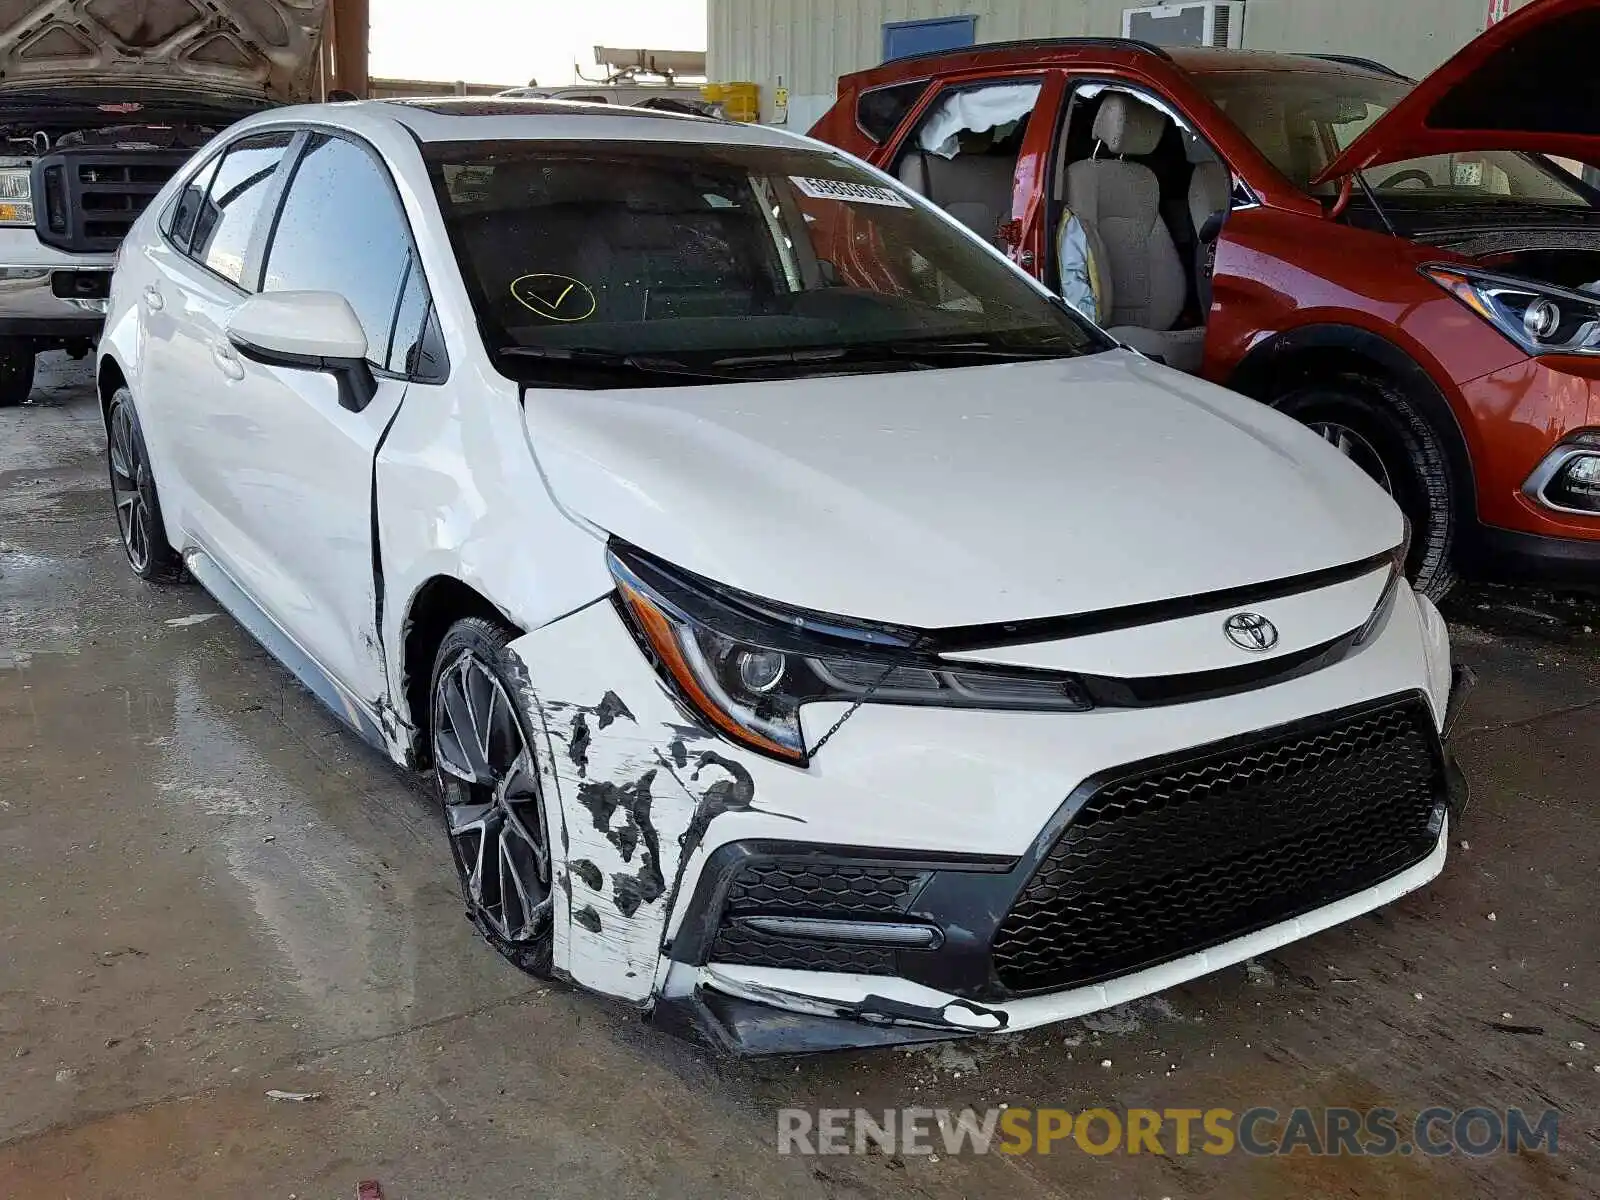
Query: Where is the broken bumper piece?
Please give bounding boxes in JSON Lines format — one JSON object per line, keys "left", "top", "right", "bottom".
{"left": 509, "top": 584, "right": 1458, "bottom": 1052}
{"left": 657, "top": 818, "right": 1448, "bottom": 1055}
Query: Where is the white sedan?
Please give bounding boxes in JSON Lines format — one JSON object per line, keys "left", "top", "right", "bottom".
{"left": 98, "top": 98, "right": 1467, "bottom": 1053}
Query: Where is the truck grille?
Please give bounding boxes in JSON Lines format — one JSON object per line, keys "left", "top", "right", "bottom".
{"left": 992, "top": 696, "right": 1446, "bottom": 994}
{"left": 33, "top": 151, "right": 193, "bottom": 254}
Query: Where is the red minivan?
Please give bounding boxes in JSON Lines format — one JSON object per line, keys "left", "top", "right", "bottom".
{"left": 810, "top": 0, "right": 1600, "bottom": 598}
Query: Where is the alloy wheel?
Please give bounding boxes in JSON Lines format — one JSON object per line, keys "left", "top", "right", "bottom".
{"left": 108, "top": 402, "right": 152, "bottom": 573}
{"left": 1308, "top": 420, "right": 1395, "bottom": 496}
{"left": 433, "top": 649, "right": 551, "bottom": 943}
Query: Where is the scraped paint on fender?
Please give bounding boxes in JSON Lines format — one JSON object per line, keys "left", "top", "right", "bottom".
{"left": 506, "top": 602, "right": 778, "bottom": 1003}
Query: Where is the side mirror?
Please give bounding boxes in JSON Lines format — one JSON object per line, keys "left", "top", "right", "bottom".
{"left": 227, "top": 291, "right": 377, "bottom": 412}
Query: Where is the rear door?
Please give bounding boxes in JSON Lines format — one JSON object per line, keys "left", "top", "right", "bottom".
{"left": 213, "top": 131, "right": 435, "bottom": 708}
{"left": 138, "top": 129, "right": 296, "bottom": 565}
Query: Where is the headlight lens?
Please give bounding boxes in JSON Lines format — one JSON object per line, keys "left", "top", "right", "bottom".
{"left": 608, "top": 544, "right": 1092, "bottom": 765}
{"left": 0, "top": 166, "right": 33, "bottom": 226}
{"left": 1424, "top": 265, "right": 1600, "bottom": 357}
{"left": 1354, "top": 519, "right": 1410, "bottom": 647}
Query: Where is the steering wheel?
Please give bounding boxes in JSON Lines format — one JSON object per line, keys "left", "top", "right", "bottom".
{"left": 1377, "top": 168, "right": 1434, "bottom": 190}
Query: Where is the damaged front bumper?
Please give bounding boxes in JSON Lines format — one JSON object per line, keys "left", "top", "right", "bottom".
{"left": 506, "top": 585, "right": 1462, "bottom": 1054}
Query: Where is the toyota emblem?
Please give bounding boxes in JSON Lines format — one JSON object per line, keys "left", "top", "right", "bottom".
{"left": 1224, "top": 612, "right": 1279, "bottom": 652}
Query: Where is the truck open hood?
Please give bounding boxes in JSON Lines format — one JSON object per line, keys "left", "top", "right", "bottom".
{"left": 0, "top": 0, "right": 329, "bottom": 102}
{"left": 524, "top": 353, "right": 1403, "bottom": 630}
{"left": 1313, "top": 0, "right": 1600, "bottom": 185}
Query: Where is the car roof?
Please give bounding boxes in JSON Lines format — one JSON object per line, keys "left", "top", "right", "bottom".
{"left": 843, "top": 38, "right": 1402, "bottom": 90}
{"left": 274, "top": 96, "right": 816, "bottom": 150}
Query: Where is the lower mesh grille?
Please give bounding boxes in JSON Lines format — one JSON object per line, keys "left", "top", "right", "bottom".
{"left": 708, "top": 859, "right": 930, "bottom": 974}
{"left": 992, "top": 697, "right": 1446, "bottom": 994}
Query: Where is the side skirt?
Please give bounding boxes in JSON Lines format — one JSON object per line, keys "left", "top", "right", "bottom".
{"left": 184, "top": 547, "right": 389, "bottom": 753}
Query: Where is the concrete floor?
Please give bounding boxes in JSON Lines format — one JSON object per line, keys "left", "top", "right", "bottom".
{"left": 1, "top": 356, "right": 1596, "bottom": 1199}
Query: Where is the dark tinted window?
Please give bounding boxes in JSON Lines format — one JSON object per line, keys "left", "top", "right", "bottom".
{"left": 190, "top": 132, "right": 292, "bottom": 286}
{"left": 166, "top": 152, "right": 221, "bottom": 251}
{"left": 857, "top": 80, "right": 929, "bottom": 142}
{"left": 261, "top": 134, "right": 415, "bottom": 365}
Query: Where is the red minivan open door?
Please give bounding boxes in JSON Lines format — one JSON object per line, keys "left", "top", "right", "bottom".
{"left": 1313, "top": 0, "right": 1600, "bottom": 184}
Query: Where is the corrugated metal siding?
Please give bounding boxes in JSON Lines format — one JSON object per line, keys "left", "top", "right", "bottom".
{"left": 708, "top": 0, "right": 1519, "bottom": 127}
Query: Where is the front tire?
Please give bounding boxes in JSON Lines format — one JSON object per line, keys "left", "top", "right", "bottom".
{"left": 431, "top": 617, "right": 555, "bottom": 979}
{"left": 0, "top": 341, "right": 35, "bottom": 407}
{"left": 1273, "top": 373, "right": 1458, "bottom": 601}
{"left": 106, "top": 388, "right": 185, "bottom": 582}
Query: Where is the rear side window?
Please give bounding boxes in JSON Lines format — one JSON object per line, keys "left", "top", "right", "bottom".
{"left": 165, "top": 153, "right": 221, "bottom": 251}
{"left": 260, "top": 134, "right": 415, "bottom": 367}
{"left": 189, "top": 132, "right": 293, "bottom": 286}
{"left": 856, "top": 80, "right": 929, "bottom": 143}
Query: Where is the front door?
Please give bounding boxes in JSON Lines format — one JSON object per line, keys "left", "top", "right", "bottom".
{"left": 204, "top": 131, "right": 429, "bottom": 709}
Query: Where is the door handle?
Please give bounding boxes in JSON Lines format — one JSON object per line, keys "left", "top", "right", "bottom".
{"left": 211, "top": 340, "right": 245, "bottom": 381}
{"left": 140, "top": 284, "right": 165, "bottom": 312}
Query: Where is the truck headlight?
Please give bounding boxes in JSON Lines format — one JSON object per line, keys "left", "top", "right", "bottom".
{"left": 0, "top": 167, "right": 34, "bottom": 226}
{"left": 1424, "top": 265, "right": 1600, "bottom": 357}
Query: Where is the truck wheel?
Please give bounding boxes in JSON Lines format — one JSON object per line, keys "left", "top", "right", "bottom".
{"left": 1273, "top": 372, "right": 1458, "bottom": 601}
{"left": 0, "top": 342, "right": 35, "bottom": 407}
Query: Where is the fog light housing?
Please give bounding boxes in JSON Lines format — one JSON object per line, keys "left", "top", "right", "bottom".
{"left": 1548, "top": 454, "right": 1600, "bottom": 512}
{"left": 1525, "top": 432, "right": 1600, "bottom": 515}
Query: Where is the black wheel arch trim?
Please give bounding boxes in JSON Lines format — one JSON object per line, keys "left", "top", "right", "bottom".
{"left": 1226, "top": 324, "right": 1479, "bottom": 527}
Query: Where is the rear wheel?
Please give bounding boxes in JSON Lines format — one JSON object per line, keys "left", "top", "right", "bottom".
{"left": 431, "top": 617, "right": 555, "bottom": 979}
{"left": 0, "top": 341, "right": 35, "bottom": 407}
{"left": 1273, "top": 373, "right": 1457, "bottom": 601}
{"left": 106, "top": 388, "right": 185, "bottom": 582}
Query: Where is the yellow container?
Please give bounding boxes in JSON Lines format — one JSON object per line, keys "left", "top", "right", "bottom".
{"left": 702, "top": 81, "right": 760, "bottom": 122}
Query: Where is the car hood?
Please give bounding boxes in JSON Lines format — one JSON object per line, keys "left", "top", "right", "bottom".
{"left": 0, "top": 0, "right": 329, "bottom": 102}
{"left": 523, "top": 352, "right": 1403, "bottom": 630}
{"left": 1314, "top": 0, "right": 1600, "bottom": 184}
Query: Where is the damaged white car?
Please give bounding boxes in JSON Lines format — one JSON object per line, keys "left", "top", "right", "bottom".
{"left": 99, "top": 99, "right": 1470, "bottom": 1053}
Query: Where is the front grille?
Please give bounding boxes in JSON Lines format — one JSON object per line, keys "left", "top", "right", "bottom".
{"left": 992, "top": 697, "right": 1446, "bottom": 994}
{"left": 32, "top": 150, "right": 192, "bottom": 254}
{"left": 708, "top": 858, "right": 930, "bottom": 973}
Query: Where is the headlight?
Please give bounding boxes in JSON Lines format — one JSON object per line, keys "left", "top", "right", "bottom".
{"left": 0, "top": 166, "right": 33, "bottom": 226}
{"left": 607, "top": 543, "right": 1092, "bottom": 765}
{"left": 1424, "top": 265, "right": 1600, "bottom": 357}
{"left": 1354, "top": 519, "right": 1410, "bottom": 647}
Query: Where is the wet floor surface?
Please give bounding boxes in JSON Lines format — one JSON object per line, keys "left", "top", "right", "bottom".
{"left": 1, "top": 357, "right": 1596, "bottom": 1198}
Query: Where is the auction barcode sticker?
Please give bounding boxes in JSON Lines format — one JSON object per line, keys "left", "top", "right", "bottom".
{"left": 790, "top": 176, "right": 911, "bottom": 208}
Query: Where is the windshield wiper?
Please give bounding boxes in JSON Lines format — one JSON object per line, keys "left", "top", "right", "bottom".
{"left": 710, "top": 334, "right": 1081, "bottom": 371}
{"left": 496, "top": 346, "right": 735, "bottom": 383}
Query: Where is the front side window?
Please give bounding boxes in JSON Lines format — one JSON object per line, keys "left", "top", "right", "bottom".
{"left": 426, "top": 140, "right": 1106, "bottom": 387}
{"left": 189, "top": 131, "right": 293, "bottom": 286}
{"left": 261, "top": 134, "right": 416, "bottom": 366}
{"left": 1194, "top": 69, "right": 1594, "bottom": 208}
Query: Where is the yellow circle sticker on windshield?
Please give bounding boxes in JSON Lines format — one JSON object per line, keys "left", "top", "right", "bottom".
{"left": 510, "top": 274, "right": 597, "bottom": 322}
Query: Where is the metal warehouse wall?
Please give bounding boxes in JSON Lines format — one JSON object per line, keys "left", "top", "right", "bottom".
{"left": 708, "top": 0, "right": 1533, "bottom": 130}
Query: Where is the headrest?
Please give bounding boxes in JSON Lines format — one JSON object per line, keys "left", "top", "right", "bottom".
{"left": 1092, "top": 94, "right": 1166, "bottom": 157}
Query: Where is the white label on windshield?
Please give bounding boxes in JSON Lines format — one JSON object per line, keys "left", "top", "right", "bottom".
{"left": 1453, "top": 160, "right": 1484, "bottom": 187}
{"left": 790, "top": 175, "right": 912, "bottom": 208}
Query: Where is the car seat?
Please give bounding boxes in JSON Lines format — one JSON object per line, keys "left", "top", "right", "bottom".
{"left": 1061, "top": 94, "right": 1206, "bottom": 371}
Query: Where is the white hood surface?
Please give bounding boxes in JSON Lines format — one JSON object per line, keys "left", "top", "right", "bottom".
{"left": 0, "top": 0, "right": 328, "bottom": 100}
{"left": 526, "top": 352, "right": 1404, "bottom": 630}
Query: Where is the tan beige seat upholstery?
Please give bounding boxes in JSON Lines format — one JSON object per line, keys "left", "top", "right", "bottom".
{"left": 1064, "top": 94, "right": 1205, "bottom": 372}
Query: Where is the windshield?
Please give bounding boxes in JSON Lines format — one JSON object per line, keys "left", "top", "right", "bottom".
{"left": 424, "top": 140, "right": 1108, "bottom": 385}
{"left": 1194, "top": 70, "right": 1595, "bottom": 208}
